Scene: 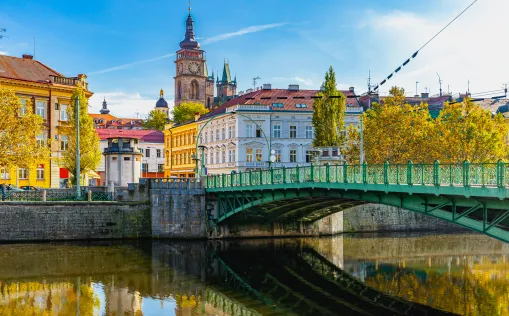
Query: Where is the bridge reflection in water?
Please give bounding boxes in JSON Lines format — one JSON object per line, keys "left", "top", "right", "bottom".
{"left": 0, "top": 233, "right": 506, "bottom": 315}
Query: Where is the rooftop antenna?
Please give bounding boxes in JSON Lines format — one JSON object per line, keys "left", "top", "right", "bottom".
{"left": 415, "top": 81, "right": 419, "bottom": 97}
{"left": 135, "top": 110, "right": 139, "bottom": 119}
{"left": 252, "top": 76, "right": 260, "bottom": 90}
{"left": 436, "top": 72, "right": 442, "bottom": 96}
{"left": 367, "top": 70, "right": 372, "bottom": 93}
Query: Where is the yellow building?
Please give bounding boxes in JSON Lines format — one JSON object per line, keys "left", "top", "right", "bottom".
{"left": 164, "top": 117, "right": 199, "bottom": 178}
{"left": 0, "top": 54, "right": 93, "bottom": 188}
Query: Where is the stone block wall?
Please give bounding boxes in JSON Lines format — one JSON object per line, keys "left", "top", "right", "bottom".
{"left": 151, "top": 189, "right": 207, "bottom": 238}
{"left": 0, "top": 202, "right": 150, "bottom": 241}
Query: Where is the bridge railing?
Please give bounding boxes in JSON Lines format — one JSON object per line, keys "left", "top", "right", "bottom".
{"left": 206, "top": 161, "right": 509, "bottom": 189}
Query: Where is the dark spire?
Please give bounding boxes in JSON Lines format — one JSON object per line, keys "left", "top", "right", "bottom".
{"left": 179, "top": 2, "right": 200, "bottom": 50}
{"left": 221, "top": 59, "right": 231, "bottom": 83}
{"left": 100, "top": 97, "right": 110, "bottom": 114}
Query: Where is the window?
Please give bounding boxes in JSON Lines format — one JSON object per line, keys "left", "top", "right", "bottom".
{"left": 60, "top": 104, "right": 69, "bottom": 121}
{"left": 296, "top": 103, "right": 307, "bottom": 108}
{"left": 140, "top": 148, "right": 144, "bottom": 156}
{"left": 158, "top": 164, "right": 164, "bottom": 172}
{"left": 256, "top": 126, "right": 262, "bottom": 138}
{"left": 290, "top": 149, "right": 297, "bottom": 163}
{"left": 229, "top": 149, "right": 235, "bottom": 162}
{"left": 36, "top": 165, "right": 44, "bottom": 180}
{"left": 20, "top": 99, "right": 27, "bottom": 115}
{"left": 145, "top": 149, "right": 151, "bottom": 157}
{"left": 142, "top": 163, "right": 148, "bottom": 173}
{"left": 222, "top": 128, "right": 226, "bottom": 140}
{"left": 36, "top": 134, "right": 45, "bottom": 148}
{"left": 274, "top": 149, "right": 281, "bottom": 162}
{"left": 156, "top": 149, "right": 161, "bottom": 158}
{"left": 216, "top": 129, "right": 220, "bottom": 141}
{"left": 210, "top": 130, "right": 214, "bottom": 142}
{"left": 306, "top": 126, "right": 313, "bottom": 139}
{"left": 204, "top": 131, "right": 208, "bottom": 144}
{"left": 222, "top": 150, "right": 226, "bottom": 163}
{"left": 228, "top": 126, "right": 233, "bottom": 138}
{"left": 246, "top": 148, "right": 253, "bottom": 162}
{"left": 290, "top": 125, "right": 297, "bottom": 138}
{"left": 246, "top": 125, "right": 253, "bottom": 137}
{"left": 273, "top": 125, "right": 281, "bottom": 138}
{"left": 124, "top": 157, "right": 131, "bottom": 161}
{"left": 215, "top": 151, "right": 219, "bottom": 163}
{"left": 255, "top": 149, "right": 262, "bottom": 162}
{"left": 36, "top": 101, "right": 46, "bottom": 118}
{"left": 306, "top": 150, "right": 314, "bottom": 163}
{"left": 61, "top": 135, "right": 69, "bottom": 151}
{"left": 272, "top": 103, "right": 284, "bottom": 108}
{"left": 19, "top": 168, "right": 28, "bottom": 180}
{"left": 209, "top": 151, "right": 214, "bottom": 164}
{"left": 0, "top": 168, "right": 9, "bottom": 180}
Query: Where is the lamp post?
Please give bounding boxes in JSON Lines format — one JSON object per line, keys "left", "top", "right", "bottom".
{"left": 75, "top": 96, "right": 81, "bottom": 198}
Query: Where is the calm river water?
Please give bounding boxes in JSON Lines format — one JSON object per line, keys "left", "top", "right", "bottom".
{"left": 0, "top": 232, "right": 507, "bottom": 315}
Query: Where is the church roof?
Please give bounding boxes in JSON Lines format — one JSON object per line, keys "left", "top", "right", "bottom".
{"left": 155, "top": 89, "right": 169, "bottom": 108}
{"left": 221, "top": 61, "right": 232, "bottom": 83}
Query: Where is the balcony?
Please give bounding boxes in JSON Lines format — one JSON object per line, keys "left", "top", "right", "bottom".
{"left": 49, "top": 75, "right": 89, "bottom": 90}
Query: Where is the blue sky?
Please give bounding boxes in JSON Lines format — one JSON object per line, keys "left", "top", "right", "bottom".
{"left": 1, "top": 0, "right": 507, "bottom": 117}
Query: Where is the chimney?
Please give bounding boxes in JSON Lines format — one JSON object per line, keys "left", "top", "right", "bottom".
{"left": 349, "top": 86, "right": 355, "bottom": 92}
{"left": 194, "top": 112, "right": 201, "bottom": 121}
{"left": 421, "top": 92, "right": 429, "bottom": 98}
{"left": 288, "top": 84, "right": 299, "bottom": 91}
{"left": 263, "top": 83, "right": 272, "bottom": 90}
{"left": 22, "top": 54, "right": 33, "bottom": 60}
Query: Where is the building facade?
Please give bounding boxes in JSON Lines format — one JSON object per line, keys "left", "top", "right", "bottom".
{"left": 0, "top": 54, "right": 92, "bottom": 188}
{"left": 164, "top": 119, "right": 198, "bottom": 178}
{"left": 196, "top": 85, "right": 363, "bottom": 175}
{"left": 96, "top": 129, "right": 164, "bottom": 185}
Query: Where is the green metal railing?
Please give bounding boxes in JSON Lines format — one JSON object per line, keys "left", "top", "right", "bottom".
{"left": 206, "top": 160, "right": 509, "bottom": 189}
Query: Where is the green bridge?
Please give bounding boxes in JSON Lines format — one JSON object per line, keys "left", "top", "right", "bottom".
{"left": 205, "top": 161, "right": 509, "bottom": 243}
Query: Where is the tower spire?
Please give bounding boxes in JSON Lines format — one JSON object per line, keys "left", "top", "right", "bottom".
{"left": 179, "top": 2, "right": 200, "bottom": 49}
{"left": 188, "top": 1, "right": 191, "bottom": 15}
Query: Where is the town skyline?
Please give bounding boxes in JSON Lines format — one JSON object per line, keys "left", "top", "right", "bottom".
{"left": 1, "top": 0, "right": 507, "bottom": 117}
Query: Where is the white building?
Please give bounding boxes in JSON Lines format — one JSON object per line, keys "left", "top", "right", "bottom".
{"left": 96, "top": 129, "right": 165, "bottom": 185}
{"left": 196, "top": 84, "right": 363, "bottom": 175}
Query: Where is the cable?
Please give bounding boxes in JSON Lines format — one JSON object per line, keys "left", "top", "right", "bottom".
{"left": 372, "top": 0, "right": 479, "bottom": 92}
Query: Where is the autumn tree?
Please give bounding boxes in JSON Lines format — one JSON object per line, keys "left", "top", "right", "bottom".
{"left": 342, "top": 124, "right": 361, "bottom": 164}
{"left": 0, "top": 88, "right": 49, "bottom": 174}
{"left": 143, "top": 110, "right": 168, "bottom": 131}
{"left": 363, "top": 87, "right": 438, "bottom": 164}
{"left": 436, "top": 98, "right": 509, "bottom": 163}
{"left": 312, "top": 66, "right": 346, "bottom": 147}
{"left": 60, "top": 87, "right": 101, "bottom": 185}
{"left": 171, "top": 101, "right": 209, "bottom": 125}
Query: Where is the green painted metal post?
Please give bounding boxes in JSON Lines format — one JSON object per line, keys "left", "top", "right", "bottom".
{"left": 282, "top": 166, "right": 287, "bottom": 184}
{"left": 230, "top": 172, "right": 234, "bottom": 187}
{"left": 214, "top": 175, "right": 217, "bottom": 188}
{"left": 259, "top": 169, "right": 263, "bottom": 185}
{"left": 396, "top": 164, "right": 400, "bottom": 185}
{"left": 343, "top": 163, "right": 348, "bottom": 184}
{"left": 463, "top": 160, "right": 470, "bottom": 187}
{"left": 449, "top": 164, "right": 453, "bottom": 186}
{"left": 296, "top": 165, "right": 300, "bottom": 183}
{"left": 407, "top": 160, "right": 413, "bottom": 186}
{"left": 421, "top": 163, "right": 424, "bottom": 185}
{"left": 239, "top": 171, "right": 243, "bottom": 187}
{"left": 481, "top": 163, "right": 485, "bottom": 188}
{"left": 497, "top": 160, "right": 505, "bottom": 188}
{"left": 222, "top": 174, "right": 225, "bottom": 188}
{"left": 326, "top": 163, "right": 330, "bottom": 182}
{"left": 336, "top": 165, "right": 339, "bottom": 183}
{"left": 362, "top": 162, "right": 367, "bottom": 184}
{"left": 249, "top": 171, "right": 253, "bottom": 186}
{"left": 384, "top": 161, "right": 389, "bottom": 185}
{"left": 75, "top": 96, "right": 81, "bottom": 198}
{"left": 310, "top": 164, "right": 314, "bottom": 182}
{"left": 270, "top": 168, "right": 274, "bottom": 184}
{"left": 433, "top": 160, "right": 440, "bottom": 187}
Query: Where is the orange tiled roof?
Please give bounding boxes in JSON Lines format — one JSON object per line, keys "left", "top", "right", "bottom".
{"left": 0, "top": 55, "right": 63, "bottom": 83}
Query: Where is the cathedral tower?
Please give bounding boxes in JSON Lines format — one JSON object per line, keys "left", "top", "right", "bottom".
{"left": 216, "top": 60, "right": 237, "bottom": 104}
{"left": 174, "top": 7, "right": 214, "bottom": 108}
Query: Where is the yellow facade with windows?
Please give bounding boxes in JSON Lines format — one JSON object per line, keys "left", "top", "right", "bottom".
{"left": 164, "top": 121, "right": 198, "bottom": 178}
{"left": 0, "top": 54, "right": 92, "bottom": 188}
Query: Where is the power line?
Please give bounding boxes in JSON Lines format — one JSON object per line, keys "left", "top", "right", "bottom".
{"left": 372, "top": 0, "right": 479, "bottom": 92}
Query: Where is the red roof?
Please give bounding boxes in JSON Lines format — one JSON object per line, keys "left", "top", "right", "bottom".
{"left": 0, "top": 55, "right": 63, "bottom": 83}
{"left": 96, "top": 129, "right": 164, "bottom": 143}
{"left": 202, "top": 88, "right": 360, "bottom": 120}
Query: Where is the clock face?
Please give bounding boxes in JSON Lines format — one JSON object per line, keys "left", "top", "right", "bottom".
{"left": 188, "top": 62, "right": 200, "bottom": 75}
{"left": 177, "top": 63, "right": 183, "bottom": 74}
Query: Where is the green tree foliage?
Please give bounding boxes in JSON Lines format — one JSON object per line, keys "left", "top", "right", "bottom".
{"left": 171, "top": 101, "right": 209, "bottom": 125}
{"left": 312, "top": 66, "right": 346, "bottom": 147}
{"left": 143, "top": 110, "right": 168, "bottom": 131}
{"left": 60, "top": 87, "right": 101, "bottom": 185}
{"left": 0, "top": 88, "right": 49, "bottom": 169}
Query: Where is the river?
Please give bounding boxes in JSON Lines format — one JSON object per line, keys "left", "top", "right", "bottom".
{"left": 0, "top": 232, "right": 507, "bottom": 315}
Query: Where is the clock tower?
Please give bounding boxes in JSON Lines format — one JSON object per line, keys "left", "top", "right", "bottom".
{"left": 174, "top": 8, "right": 214, "bottom": 108}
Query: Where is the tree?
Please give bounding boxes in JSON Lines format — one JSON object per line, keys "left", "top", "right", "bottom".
{"left": 0, "top": 88, "right": 49, "bottom": 172}
{"left": 171, "top": 101, "right": 209, "bottom": 125}
{"left": 60, "top": 87, "right": 101, "bottom": 185}
{"left": 312, "top": 66, "right": 346, "bottom": 147}
{"left": 143, "top": 110, "right": 167, "bottom": 131}
{"left": 363, "top": 87, "right": 438, "bottom": 164}
{"left": 342, "top": 124, "right": 360, "bottom": 164}
{"left": 436, "top": 98, "right": 509, "bottom": 163}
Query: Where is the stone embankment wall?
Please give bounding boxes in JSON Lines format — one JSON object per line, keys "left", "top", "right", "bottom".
{"left": 0, "top": 202, "right": 150, "bottom": 241}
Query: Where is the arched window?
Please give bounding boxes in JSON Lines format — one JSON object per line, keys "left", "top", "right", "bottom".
{"left": 177, "top": 81, "right": 182, "bottom": 100}
{"left": 207, "top": 97, "right": 211, "bottom": 108}
{"left": 191, "top": 80, "right": 199, "bottom": 100}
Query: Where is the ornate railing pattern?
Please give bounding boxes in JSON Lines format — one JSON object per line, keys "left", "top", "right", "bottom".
{"left": 206, "top": 161, "right": 509, "bottom": 189}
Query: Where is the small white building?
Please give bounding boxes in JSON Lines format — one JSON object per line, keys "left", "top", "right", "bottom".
{"left": 96, "top": 129, "right": 165, "bottom": 185}
{"left": 103, "top": 137, "right": 142, "bottom": 186}
{"left": 196, "top": 84, "right": 363, "bottom": 175}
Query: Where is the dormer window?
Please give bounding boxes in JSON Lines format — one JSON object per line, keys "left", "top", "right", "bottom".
{"left": 272, "top": 103, "right": 284, "bottom": 108}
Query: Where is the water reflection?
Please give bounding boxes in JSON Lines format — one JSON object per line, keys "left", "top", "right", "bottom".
{"left": 0, "top": 233, "right": 504, "bottom": 315}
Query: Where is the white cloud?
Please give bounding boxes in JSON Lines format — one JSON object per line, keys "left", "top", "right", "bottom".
{"left": 203, "top": 23, "right": 287, "bottom": 44}
{"left": 0, "top": 51, "right": 7, "bottom": 55}
{"left": 89, "top": 91, "right": 174, "bottom": 118}
{"left": 88, "top": 53, "right": 175, "bottom": 75}
{"left": 361, "top": 0, "right": 509, "bottom": 97}
{"left": 272, "top": 76, "right": 314, "bottom": 86}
